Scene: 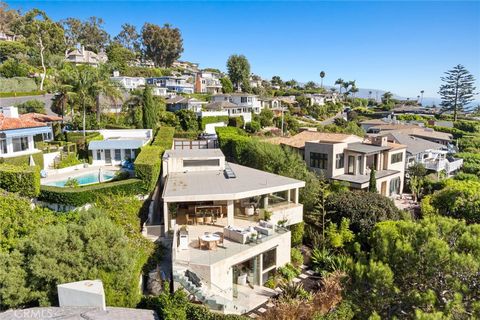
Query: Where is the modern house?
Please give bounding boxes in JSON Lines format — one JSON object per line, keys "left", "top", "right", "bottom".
{"left": 211, "top": 93, "right": 262, "bottom": 114}
{"left": 385, "top": 132, "right": 463, "bottom": 175}
{"left": 160, "top": 148, "right": 305, "bottom": 314}
{"left": 110, "top": 75, "right": 145, "bottom": 90}
{"left": 65, "top": 46, "right": 108, "bottom": 66}
{"left": 146, "top": 76, "right": 194, "bottom": 94}
{"left": 0, "top": 106, "right": 55, "bottom": 162}
{"left": 195, "top": 71, "right": 223, "bottom": 94}
{"left": 270, "top": 131, "right": 406, "bottom": 196}
{"left": 88, "top": 129, "right": 152, "bottom": 165}
{"left": 259, "top": 96, "right": 296, "bottom": 115}
{"left": 302, "top": 93, "right": 338, "bottom": 106}
{"left": 165, "top": 96, "right": 205, "bottom": 113}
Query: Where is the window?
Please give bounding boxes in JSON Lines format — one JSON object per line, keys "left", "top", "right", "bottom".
{"left": 241, "top": 97, "right": 248, "bottom": 103}
{"left": 335, "top": 153, "right": 344, "bottom": 169}
{"left": 130, "top": 149, "right": 136, "bottom": 159}
{"left": 183, "top": 159, "right": 220, "bottom": 167}
{"left": 0, "top": 138, "right": 6, "bottom": 154}
{"left": 347, "top": 155, "right": 355, "bottom": 174}
{"left": 391, "top": 152, "right": 403, "bottom": 164}
{"left": 389, "top": 177, "right": 401, "bottom": 195}
{"left": 310, "top": 152, "right": 328, "bottom": 169}
{"left": 262, "top": 248, "right": 277, "bottom": 270}
{"left": 96, "top": 150, "right": 101, "bottom": 160}
{"left": 12, "top": 137, "right": 29, "bottom": 152}
{"left": 114, "top": 149, "right": 121, "bottom": 161}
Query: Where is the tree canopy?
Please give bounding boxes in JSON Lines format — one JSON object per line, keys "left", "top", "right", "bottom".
{"left": 226, "top": 54, "right": 250, "bottom": 91}
{"left": 142, "top": 23, "right": 183, "bottom": 68}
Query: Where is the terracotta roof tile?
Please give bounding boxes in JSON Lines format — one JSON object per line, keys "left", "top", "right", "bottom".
{"left": 268, "top": 131, "right": 360, "bottom": 149}
{"left": 0, "top": 113, "right": 48, "bottom": 131}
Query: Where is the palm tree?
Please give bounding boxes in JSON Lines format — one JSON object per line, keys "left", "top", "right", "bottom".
{"left": 92, "top": 76, "right": 122, "bottom": 122}
{"left": 70, "top": 66, "right": 96, "bottom": 137}
{"left": 350, "top": 86, "right": 359, "bottom": 99}
{"left": 382, "top": 91, "right": 393, "bottom": 104}
{"left": 342, "top": 82, "right": 350, "bottom": 100}
{"left": 420, "top": 90, "right": 425, "bottom": 105}
{"left": 368, "top": 90, "right": 373, "bottom": 100}
{"left": 320, "top": 71, "right": 326, "bottom": 89}
{"left": 335, "top": 78, "right": 344, "bottom": 94}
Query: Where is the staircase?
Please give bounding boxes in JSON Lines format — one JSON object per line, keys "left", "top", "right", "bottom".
{"left": 172, "top": 266, "right": 249, "bottom": 315}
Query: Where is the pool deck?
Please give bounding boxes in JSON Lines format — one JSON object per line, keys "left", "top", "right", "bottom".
{"left": 41, "top": 164, "right": 121, "bottom": 185}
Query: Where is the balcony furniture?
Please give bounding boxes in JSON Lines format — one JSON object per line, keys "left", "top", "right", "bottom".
{"left": 204, "top": 215, "right": 212, "bottom": 225}
{"left": 198, "top": 237, "right": 205, "bottom": 249}
{"left": 200, "top": 233, "right": 221, "bottom": 250}
{"left": 237, "top": 274, "right": 247, "bottom": 286}
{"left": 245, "top": 206, "right": 255, "bottom": 216}
{"left": 223, "top": 226, "right": 257, "bottom": 244}
{"left": 255, "top": 220, "right": 275, "bottom": 236}
{"left": 185, "top": 214, "right": 194, "bottom": 225}
{"left": 196, "top": 215, "right": 205, "bottom": 225}
{"left": 178, "top": 230, "right": 189, "bottom": 250}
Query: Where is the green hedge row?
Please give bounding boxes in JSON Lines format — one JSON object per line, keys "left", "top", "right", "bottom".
{"left": 134, "top": 146, "right": 164, "bottom": 192}
{"left": 0, "top": 151, "right": 44, "bottom": 168}
{"left": 174, "top": 130, "right": 200, "bottom": 140}
{"left": 39, "top": 178, "right": 143, "bottom": 206}
{"left": 216, "top": 127, "right": 250, "bottom": 160}
{"left": 199, "top": 116, "right": 229, "bottom": 130}
{"left": 0, "top": 164, "right": 40, "bottom": 197}
{"left": 66, "top": 131, "right": 103, "bottom": 144}
{"left": 151, "top": 126, "right": 175, "bottom": 149}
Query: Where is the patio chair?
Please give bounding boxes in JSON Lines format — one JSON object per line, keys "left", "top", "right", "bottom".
{"left": 186, "top": 214, "right": 194, "bottom": 225}
{"left": 196, "top": 215, "right": 205, "bottom": 225}
{"left": 204, "top": 214, "right": 212, "bottom": 225}
{"left": 197, "top": 237, "right": 205, "bottom": 250}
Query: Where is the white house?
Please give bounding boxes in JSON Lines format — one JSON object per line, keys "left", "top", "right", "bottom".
{"left": 195, "top": 71, "right": 223, "bottom": 94}
{"left": 160, "top": 148, "right": 305, "bottom": 314}
{"left": 147, "top": 76, "right": 194, "bottom": 94}
{"left": 88, "top": 129, "right": 152, "bottom": 165}
{"left": 211, "top": 93, "right": 262, "bottom": 114}
{"left": 165, "top": 96, "right": 206, "bottom": 113}
{"left": 385, "top": 132, "right": 463, "bottom": 175}
{"left": 110, "top": 75, "right": 145, "bottom": 90}
{"left": 0, "top": 106, "right": 56, "bottom": 162}
{"left": 65, "top": 46, "right": 108, "bottom": 67}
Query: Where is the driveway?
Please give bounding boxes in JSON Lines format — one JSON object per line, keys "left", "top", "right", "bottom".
{"left": 0, "top": 93, "right": 58, "bottom": 116}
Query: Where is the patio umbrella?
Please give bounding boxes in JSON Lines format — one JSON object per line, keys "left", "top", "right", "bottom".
{"left": 29, "top": 155, "right": 35, "bottom": 166}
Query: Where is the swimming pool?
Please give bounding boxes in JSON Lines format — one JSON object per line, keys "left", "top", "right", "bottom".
{"left": 44, "top": 170, "right": 116, "bottom": 187}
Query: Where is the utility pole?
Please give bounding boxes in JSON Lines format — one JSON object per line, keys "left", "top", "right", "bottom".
{"left": 281, "top": 106, "right": 285, "bottom": 136}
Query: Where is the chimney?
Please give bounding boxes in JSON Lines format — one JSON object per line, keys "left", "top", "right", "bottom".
{"left": 372, "top": 135, "right": 388, "bottom": 147}
{"left": 3, "top": 106, "right": 19, "bottom": 118}
{"left": 58, "top": 280, "right": 106, "bottom": 311}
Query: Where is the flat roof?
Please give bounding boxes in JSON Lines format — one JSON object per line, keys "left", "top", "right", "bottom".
{"left": 88, "top": 139, "right": 147, "bottom": 150}
{"left": 345, "top": 142, "right": 392, "bottom": 154}
{"left": 332, "top": 170, "right": 399, "bottom": 185}
{"left": 163, "top": 148, "right": 224, "bottom": 159}
{"left": 162, "top": 162, "right": 305, "bottom": 202}
{"left": 268, "top": 131, "right": 361, "bottom": 149}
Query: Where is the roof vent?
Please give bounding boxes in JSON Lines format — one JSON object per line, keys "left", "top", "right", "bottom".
{"left": 224, "top": 163, "right": 236, "bottom": 179}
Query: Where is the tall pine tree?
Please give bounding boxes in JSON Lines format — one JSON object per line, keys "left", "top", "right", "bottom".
{"left": 438, "top": 64, "right": 476, "bottom": 121}
{"left": 369, "top": 168, "right": 377, "bottom": 193}
{"left": 142, "top": 86, "right": 156, "bottom": 129}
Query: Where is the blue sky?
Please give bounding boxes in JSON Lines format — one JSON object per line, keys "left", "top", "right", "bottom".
{"left": 7, "top": 1, "right": 480, "bottom": 99}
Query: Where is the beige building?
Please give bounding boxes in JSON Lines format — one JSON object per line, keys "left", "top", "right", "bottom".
{"left": 65, "top": 46, "right": 108, "bottom": 66}
{"left": 160, "top": 149, "right": 305, "bottom": 314}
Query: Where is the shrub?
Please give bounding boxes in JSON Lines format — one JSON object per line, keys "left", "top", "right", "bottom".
{"left": 0, "top": 151, "right": 44, "bottom": 168}
{"left": 39, "top": 179, "right": 143, "bottom": 206}
{"left": 0, "top": 164, "right": 40, "bottom": 197}
{"left": 291, "top": 247, "right": 304, "bottom": 267}
{"left": 55, "top": 153, "right": 82, "bottom": 169}
{"left": 278, "top": 263, "right": 301, "bottom": 282}
{"left": 290, "top": 222, "right": 305, "bottom": 247}
{"left": 245, "top": 120, "right": 261, "bottom": 133}
{"left": 228, "top": 116, "right": 244, "bottom": 128}
{"left": 15, "top": 100, "right": 46, "bottom": 114}
{"left": 134, "top": 146, "right": 163, "bottom": 192}
{"left": 186, "top": 303, "right": 246, "bottom": 319}
{"left": 174, "top": 130, "right": 200, "bottom": 140}
{"left": 151, "top": 126, "right": 175, "bottom": 149}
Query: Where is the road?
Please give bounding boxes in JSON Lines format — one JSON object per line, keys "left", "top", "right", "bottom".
{"left": 0, "top": 94, "right": 58, "bottom": 116}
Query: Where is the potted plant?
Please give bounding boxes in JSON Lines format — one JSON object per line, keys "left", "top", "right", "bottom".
{"left": 263, "top": 210, "right": 272, "bottom": 221}
{"left": 168, "top": 203, "right": 178, "bottom": 229}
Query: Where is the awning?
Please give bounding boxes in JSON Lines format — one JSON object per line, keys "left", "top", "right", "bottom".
{"left": 1, "top": 126, "right": 52, "bottom": 138}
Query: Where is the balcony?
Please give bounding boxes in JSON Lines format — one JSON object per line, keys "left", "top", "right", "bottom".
{"left": 423, "top": 158, "right": 463, "bottom": 173}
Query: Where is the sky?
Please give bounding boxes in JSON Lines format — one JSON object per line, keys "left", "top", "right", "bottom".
{"left": 7, "top": 1, "right": 480, "bottom": 100}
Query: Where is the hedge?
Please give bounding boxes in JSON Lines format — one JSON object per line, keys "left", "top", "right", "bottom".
{"left": 216, "top": 127, "right": 250, "bottom": 161}
{"left": 174, "top": 130, "right": 200, "bottom": 140}
{"left": 39, "top": 178, "right": 143, "bottom": 206}
{"left": 134, "top": 146, "right": 164, "bottom": 192}
{"left": 0, "top": 77, "right": 38, "bottom": 93}
{"left": 0, "top": 164, "right": 40, "bottom": 197}
{"left": 199, "top": 116, "right": 229, "bottom": 130}
{"left": 0, "top": 151, "right": 44, "bottom": 168}
{"left": 151, "top": 126, "right": 175, "bottom": 149}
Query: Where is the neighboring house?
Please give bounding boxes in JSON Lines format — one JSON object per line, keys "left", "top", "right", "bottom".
{"left": 305, "top": 135, "right": 406, "bottom": 196}
{"left": 195, "top": 71, "right": 222, "bottom": 94}
{"left": 146, "top": 76, "right": 194, "bottom": 94}
{"left": 88, "top": 129, "right": 152, "bottom": 165}
{"left": 0, "top": 106, "right": 55, "bottom": 161}
{"left": 160, "top": 148, "right": 305, "bottom": 314}
{"left": 65, "top": 46, "right": 108, "bottom": 66}
{"left": 152, "top": 87, "right": 169, "bottom": 97}
{"left": 0, "top": 31, "right": 16, "bottom": 41}
{"left": 110, "top": 76, "right": 145, "bottom": 91}
{"left": 259, "top": 96, "right": 296, "bottom": 116}
{"left": 211, "top": 93, "right": 262, "bottom": 114}
{"left": 270, "top": 131, "right": 406, "bottom": 196}
{"left": 172, "top": 60, "right": 200, "bottom": 73}
{"left": 385, "top": 132, "right": 463, "bottom": 175}
{"left": 368, "top": 125, "right": 453, "bottom": 146}
{"left": 302, "top": 93, "right": 338, "bottom": 106}
{"left": 166, "top": 96, "right": 205, "bottom": 113}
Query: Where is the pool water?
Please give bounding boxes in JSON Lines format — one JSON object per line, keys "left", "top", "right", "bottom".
{"left": 45, "top": 171, "right": 116, "bottom": 187}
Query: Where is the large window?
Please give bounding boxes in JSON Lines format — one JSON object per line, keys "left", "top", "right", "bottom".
{"left": 241, "top": 97, "right": 248, "bottom": 103}
{"left": 96, "top": 150, "right": 101, "bottom": 160}
{"left": 335, "top": 153, "right": 344, "bottom": 169}
{"left": 310, "top": 152, "right": 328, "bottom": 169}
{"left": 389, "top": 177, "right": 401, "bottom": 195}
{"left": 12, "top": 137, "right": 29, "bottom": 152}
{"left": 262, "top": 248, "right": 277, "bottom": 270}
{"left": 347, "top": 155, "right": 355, "bottom": 174}
{"left": 114, "top": 149, "right": 121, "bottom": 161}
{"left": 0, "top": 138, "right": 7, "bottom": 154}
{"left": 391, "top": 152, "right": 403, "bottom": 164}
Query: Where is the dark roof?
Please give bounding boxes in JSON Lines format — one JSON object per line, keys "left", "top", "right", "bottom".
{"left": 345, "top": 142, "right": 391, "bottom": 154}
{"left": 387, "top": 132, "right": 445, "bottom": 155}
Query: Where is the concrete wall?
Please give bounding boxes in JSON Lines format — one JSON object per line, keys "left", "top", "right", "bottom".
{"left": 205, "top": 122, "right": 226, "bottom": 134}
{"left": 269, "top": 204, "right": 303, "bottom": 226}
{"left": 163, "top": 154, "right": 225, "bottom": 174}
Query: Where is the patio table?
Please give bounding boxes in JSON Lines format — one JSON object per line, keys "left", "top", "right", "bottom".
{"left": 200, "top": 234, "right": 221, "bottom": 250}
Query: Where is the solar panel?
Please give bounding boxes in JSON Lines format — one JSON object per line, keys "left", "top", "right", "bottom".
{"left": 224, "top": 163, "right": 236, "bottom": 179}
